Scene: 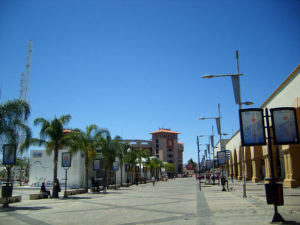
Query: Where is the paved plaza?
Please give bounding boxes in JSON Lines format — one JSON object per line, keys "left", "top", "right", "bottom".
{"left": 0, "top": 177, "right": 299, "bottom": 225}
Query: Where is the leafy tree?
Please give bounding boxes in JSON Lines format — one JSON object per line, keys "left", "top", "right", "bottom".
{"left": 187, "top": 158, "right": 197, "bottom": 172}
{"left": 165, "top": 163, "right": 176, "bottom": 175}
{"left": 0, "top": 99, "right": 31, "bottom": 152}
{"left": 21, "top": 115, "right": 71, "bottom": 190}
{"left": 66, "top": 124, "right": 108, "bottom": 192}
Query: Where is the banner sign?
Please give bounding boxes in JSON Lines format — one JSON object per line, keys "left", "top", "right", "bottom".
{"left": 214, "top": 159, "right": 218, "bottom": 168}
{"left": 62, "top": 152, "right": 71, "bottom": 167}
{"left": 239, "top": 109, "right": 266, "bottom": 146}
{"left": 206, "top": 160, "right": 212, "bottom": 170}
{"left": 113, "top": 161, "right": 119, "bottom": 171}
{"left": 217, "top": 151, "right": 226, "bottom": 165}
{"left": 93, "top": 159, "right": 100, "bottom": 171}
{"left": 270, "top": 108, "right": 299, "bottom": 145}
{"left": 3, "top": 144, "right": 16, "bottom": 165}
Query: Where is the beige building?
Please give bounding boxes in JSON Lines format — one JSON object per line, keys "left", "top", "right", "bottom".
{"left": 215, "top": 64, "right": 300, "bottom": 188}
{"left": 123, "top": 129, "right": 184, "bottom": 176}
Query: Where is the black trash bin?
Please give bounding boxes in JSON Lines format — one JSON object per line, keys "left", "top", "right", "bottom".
{"left": 1, "top": 184, "right": 13, "bottom": 198}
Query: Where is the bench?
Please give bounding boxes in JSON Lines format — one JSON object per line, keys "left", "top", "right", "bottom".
{"left": 29, "top": 193, "right": 48, "bottom": 200}
{"left": 65, "top": 189, "right": 86, "bottom": 195}
{"left": 0, "top": 196, "right": 22, "bottom": 204}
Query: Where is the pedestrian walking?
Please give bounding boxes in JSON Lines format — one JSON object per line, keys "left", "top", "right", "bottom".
{"left": 152, "top": 176, "right": 156, "bottom": 186}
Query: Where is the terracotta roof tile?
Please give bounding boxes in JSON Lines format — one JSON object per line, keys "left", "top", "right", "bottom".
{"left": 150, "top": 129, "right": 180, "bottom": 134}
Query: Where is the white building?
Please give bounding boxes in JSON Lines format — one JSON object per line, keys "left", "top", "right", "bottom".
{"left": 29, "top": 149, "right": 150, "bottom": 188}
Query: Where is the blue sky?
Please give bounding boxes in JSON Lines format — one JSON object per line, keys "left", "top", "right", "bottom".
{"left": 1, "top": 0, "right": 300, "bottom": 163}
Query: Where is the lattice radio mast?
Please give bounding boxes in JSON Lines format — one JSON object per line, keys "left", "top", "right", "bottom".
{"left": 19, "top": 40, "right": 32, "bottom": 103}
{"left": 18, "top": 41, "right": 32, "bottom": 153}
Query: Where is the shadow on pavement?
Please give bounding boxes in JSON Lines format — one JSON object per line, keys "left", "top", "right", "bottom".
{"left": 61, "top": 196, "right": 92, "bottom": 200}
{"left": 0, "top": 206, "right": 50, "bottom": 212}
{"left": 283, "top": 221, "right": 300, "bottom": 224}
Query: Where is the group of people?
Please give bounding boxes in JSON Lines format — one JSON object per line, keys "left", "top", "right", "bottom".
{"left": 206, "top": 173, "right": 220, "bottom": 185}
{"left": 40, "top": 179, "right": 61, "bottom": 198}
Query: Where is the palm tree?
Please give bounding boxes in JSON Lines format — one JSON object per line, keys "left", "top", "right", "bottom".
{"left": 15, "top": 157, "right": 30, "bottom": 186}
{"left": 100, "top": 133, "right": 120, "bottom": 185}
{"left": 23, "top": 115, "right": 71, "bottom": 190}
{"left": 165, "top": 163, "right": 175, "bottom": 177}
{"left": 136, "top": 148, "right": 150, "bottom": 180}
{"left": 115, "top": 141, "right": 131, "bottom": 186}
{"left": 66, "top": 124, "right": 108, "bottom": 192}
{"left": 0, "top": 99, "right": 31, "bottom": 151}
{"left": 124, "top": 148, "right": 137, "bottom": 184}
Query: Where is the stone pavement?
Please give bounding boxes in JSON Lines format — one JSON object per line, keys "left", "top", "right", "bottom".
{"left": 0, "top": 178, "right": 299, "bottom": 225}
{"left": 198, "top": 179, "right": 300, "bottom": 224}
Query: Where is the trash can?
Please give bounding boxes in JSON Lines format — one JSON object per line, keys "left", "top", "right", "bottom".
{"left": 265, "top": 183, "right": 284, "bottom": 206}
{"left": 1, "top": 184, "right": 13, "bottom": 198}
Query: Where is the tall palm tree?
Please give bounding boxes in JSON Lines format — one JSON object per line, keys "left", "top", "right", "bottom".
{"left": 23, "top": 115, "right": 71, "bottom": 190}
{"left": 100, "top": 133, "right": 120, "bottom": 185}
{"left": 0, "top": 99, "right": 31, "bottom": 151}
{"left": 66, "top": 124, "right": 108, "bottom": 192}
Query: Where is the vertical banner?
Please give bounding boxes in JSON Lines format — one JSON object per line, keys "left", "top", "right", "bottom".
{"left": 93, "top": 159, "right": 100, "bottom": 171}
{"left": 210, "top": 135, "right": 214, "bottom": 148}
{"left": 62, "top": 152, "right": 71, "bottom": 167}
{"left": 206, "top": 160, "right": 212, "bottom": 170}
{"left": 217, "top": 151, "right": 226, "bottom": 165}
{"left": 3, "top": 144, "right": 16, "bottom": 165}
{"left": 239, "top": 109, "right": 266, "bottom": 146}
{"left": 270, "top": 108, "right": 299, "bottom": 145}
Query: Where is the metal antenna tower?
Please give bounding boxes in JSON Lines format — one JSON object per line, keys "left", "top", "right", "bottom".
{"left": 18, "top": 41, "right": 33, "bottom": 154}
{"left": 19, "top": 40, "right": 32, "bottom": 103}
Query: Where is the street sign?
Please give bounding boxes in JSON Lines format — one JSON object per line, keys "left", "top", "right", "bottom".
{"left": 113, "top": 161, "right": 119, "bottom": 171}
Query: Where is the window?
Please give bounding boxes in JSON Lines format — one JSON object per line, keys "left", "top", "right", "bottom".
{"left": 33, "top": 152, "right": 42, "bottom": 158}
{"left": 168, "top": 160, "right": 174, "bottom": 163}
{"left": 168, "top": 149, "right": 173, "bottom": 152}
{"left": 156, "top": 139, "right": 159, "bottom": 143}
{"left": 156, "top": 155, "right": 159, "bottom": 158}
{"left": 156, "top": 144, "right": 159, "bottom": 148}
{"left": 168, "top": 154, "right": 173, "bottom": 158}
{"left": 156, "top": 149, "right": 159, "bottom": 154}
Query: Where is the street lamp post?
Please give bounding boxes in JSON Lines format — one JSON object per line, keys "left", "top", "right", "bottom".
{"left": 202, "top": 50, "right": 253, "bottom": 198}
{"left": 200, "top": 103, "right": 227, "bottom": 191}
{"left": 196, "top": 136, "right": 201, "bottom": 191}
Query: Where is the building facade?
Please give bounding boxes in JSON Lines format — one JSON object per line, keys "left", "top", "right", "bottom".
{"left": 29, "top": 128, "right": 184, "bottom": 188}
{"left": 123, "top": 129, "right": 184, "bottom": 176}
{"left": 214, "top": 64, "right": 300, "bottom": 188}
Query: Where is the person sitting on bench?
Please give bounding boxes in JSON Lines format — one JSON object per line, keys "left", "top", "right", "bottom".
{"left": 40, "top": 182, "right": 51, "bottom": 198}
